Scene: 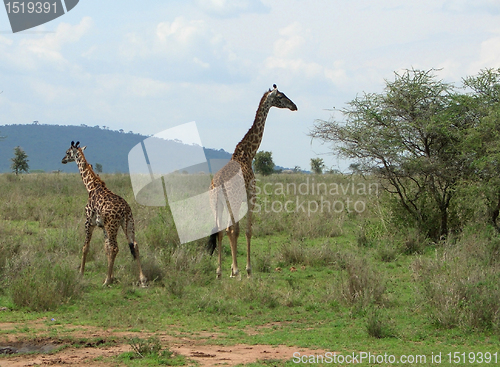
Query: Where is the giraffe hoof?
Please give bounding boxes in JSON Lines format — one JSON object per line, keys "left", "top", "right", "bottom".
{"left": 102, "top": 277, "right": 115, "bottom": 287}
{"left": 230, "top": 271, "right": 241, "bottom": 280}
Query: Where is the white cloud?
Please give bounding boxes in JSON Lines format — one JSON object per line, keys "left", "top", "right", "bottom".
{"left": 119, "top": 32, "right": 151, "bottom": 61}
{"left": 157, "top": 17, "right": 206, "bottom": 48}
{"left": 93, "top": 74, "right": 172, "bottom": 99}
{"left": 20, "top": 17, "right": 92, "bottom": 63}
{"left": 193, "top": 57, "right": 210, "bottom": 68}
{"left": 0, "top": 17, "right": 92, "bottom": 71}
{"left": 265, "top": 57, "right": 322, "bottom": 78}
{"left": 155, "top": 17, "right": 227, "bottom": 76}
{"left": 263, "top": 22, "right": 348, "bottom": 87}
{"left": 273, "top": 22, "right": 306, "bottom": 58}
{"left": 443, "top": 0, "right": 500, "bottom": 14}
{"left": 195, "top": 0, "right": 269, "bottom": 18}
{"left": 0, "top": 36, "right": 13, "bottom": 46}
{"left": 117, "top": 16, "right": 244, "bottom": 83}
{"left": 29, "top": 79, "right": 76, "bottom": 103}
{"left": 470, "top": 34, "right": 500, "bottom": 72}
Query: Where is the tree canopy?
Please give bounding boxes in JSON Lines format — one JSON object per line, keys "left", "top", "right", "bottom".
{"left": 310, "top": 158, "right": 325, "bottom": 174}
{"left": 253, "top": 151, "right": 275, "bottom": 176}
{"left": 11, "top": 146, "right": 29, "bottom": 175}
{"left": 311, "top": 68, "right": 500, "bottom": 240}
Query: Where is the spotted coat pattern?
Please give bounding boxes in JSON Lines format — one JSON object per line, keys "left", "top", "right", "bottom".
{"left": 209, "top": 85, "right": 297, "bottom": 278}
{"left": 62, "top": 141, "right": 147, "bottom": 286}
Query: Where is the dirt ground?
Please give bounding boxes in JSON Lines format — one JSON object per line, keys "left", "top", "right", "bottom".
{"left": 0, "top": 319, "right": 328, "bottom": 366}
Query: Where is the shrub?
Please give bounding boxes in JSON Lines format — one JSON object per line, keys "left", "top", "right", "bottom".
{"left": 8, "top": 257, "right": 84, "bottom": 311}
{"left": 340, "top": 255, "right": 386, "bottom": 308}
{"left": 366, "top": 308, "right": 395, "bottom": 339}
{"left": 415, "top": 234, "right": 500, "bottom": 331}
{"left": 279, "top": 240, "right": 339, "bottom": 267}
{"left": 129, "top": 336, "right": 162, "bottom": 358}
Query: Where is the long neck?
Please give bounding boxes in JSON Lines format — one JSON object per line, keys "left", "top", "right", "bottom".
{"left": 232, "top": 92, "right": 272, "bottom": 162}
{"left": 75, "top": 149, "right": 104, "bottom": 192}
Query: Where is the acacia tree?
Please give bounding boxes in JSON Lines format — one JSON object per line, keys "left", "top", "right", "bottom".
{"left": 253, "top": 151, "right": 275, "bottom": 176}
{"left": 11, "top": 146, "right": 29, "bottom": 175}
{"left": 460, "top": 68, "right": 500, "bottom": 231}
{"left": 310, "top": 158, "right": 325, "bottom": 174}
{"left": 311, "top": 69, "right": 469, "bottom": 239}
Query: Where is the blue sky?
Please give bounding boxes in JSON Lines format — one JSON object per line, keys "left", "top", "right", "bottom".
{"left": 1, "top": 0, "right": 500, "bottom": 171}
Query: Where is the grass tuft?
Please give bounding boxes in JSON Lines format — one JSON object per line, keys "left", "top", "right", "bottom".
{"left": 8, "top": 256, "right": 85, "bottom": 311}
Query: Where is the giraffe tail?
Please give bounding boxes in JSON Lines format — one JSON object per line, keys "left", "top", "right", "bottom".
{"left": 129, "top": 242, "right": 137, "bottom": 260}
{"left": 207, "top": 229, "right": 218, "bottom": 255}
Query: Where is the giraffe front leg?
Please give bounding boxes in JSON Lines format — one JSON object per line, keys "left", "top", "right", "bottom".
{"left": 228, "top": 223, "right": 240, "bottom": 279}
{"left": 245, "top": 208, "right": 253, "bottom": 278}
{"left": 245, "top": 189, "right": 256, "bottom": 278}
{"left": 80, "top": 220, "right": 95, "bottom": 275}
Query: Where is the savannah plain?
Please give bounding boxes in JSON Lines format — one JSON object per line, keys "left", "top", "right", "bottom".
{"left": 0, "top": 172, "right": 499, "bottom": 366}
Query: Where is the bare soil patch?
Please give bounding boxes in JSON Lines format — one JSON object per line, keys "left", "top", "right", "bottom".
{"left": 0, "top": 320, "right": 328, "bottom": 366}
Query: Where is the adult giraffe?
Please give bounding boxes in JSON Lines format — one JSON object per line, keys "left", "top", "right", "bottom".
{"left": 62, "top": 141, "right": 147, "bottom": 286}
{"left": 208, "top": 85, "right": 297, "bottom": 278}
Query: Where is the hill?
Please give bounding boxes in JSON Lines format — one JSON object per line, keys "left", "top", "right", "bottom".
{"left": 0, "top": 124, "right": 232, "bottom": 174}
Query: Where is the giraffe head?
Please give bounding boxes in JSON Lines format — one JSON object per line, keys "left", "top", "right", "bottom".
{"left": 61, "top": 141, "right": 86, "bottom": 164}
{"left": 265, "top": 84, "right": 297, "bottom": 111}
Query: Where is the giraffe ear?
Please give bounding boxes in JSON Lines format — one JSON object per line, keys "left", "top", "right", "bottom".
{"left": 81, "top": 146, "right": 87, "bottom": 151}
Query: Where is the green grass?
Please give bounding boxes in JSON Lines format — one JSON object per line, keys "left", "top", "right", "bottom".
{"left": 0, "top": 172, "right": 499, "bottom": 366}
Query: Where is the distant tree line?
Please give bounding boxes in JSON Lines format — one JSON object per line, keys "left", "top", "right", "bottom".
{"left": 311, "top": 68, "right": 500, "bottom": 241}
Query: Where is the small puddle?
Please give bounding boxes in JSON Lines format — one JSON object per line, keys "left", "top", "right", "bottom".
{"left": 1, "top": 341, "right": 60, "bottom": 355}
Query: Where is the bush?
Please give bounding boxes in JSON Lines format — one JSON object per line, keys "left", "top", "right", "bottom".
{"left": 340, "top": 255, "right": 386, "bottom": 308}
{"left": 279, "top": 240, "right": 339, "bottom": 267}
{"left": 415, "top": 233, "right": 500, "bottom": 331}
{"left": 366, "top": 308, "right": 395, "bottom": 338}
{"left": 129, "top": 336, "right": 162, "bottom": 358}
{"left": 8, "top": 257, "right": 84, "bottom": 311}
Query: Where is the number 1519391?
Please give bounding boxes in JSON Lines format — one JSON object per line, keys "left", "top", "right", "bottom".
{"left": 5, "top": 2, "right": 57, "bottom": 14}
{"left": 447, "top": 352, "right": 498, "bottom": 364}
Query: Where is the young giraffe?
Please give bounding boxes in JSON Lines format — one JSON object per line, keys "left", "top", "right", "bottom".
{"left": 208, "top": 85, "right": 297, "bottom": 278}
{"left": 62, "top": 141, "right": 147, "bottom": 286}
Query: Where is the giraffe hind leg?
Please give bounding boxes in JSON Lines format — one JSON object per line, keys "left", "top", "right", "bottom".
{"left": 216, "top": 231, "right": 223, "bottom": 279}
{"left": 103, "top": 226, "right": 118, "bottom": 286}
{"left": 123, "top": 218, "right": 147, "bottom": 287}
{"left": 129, "top": 242, "right": 137, "bottom": 259}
